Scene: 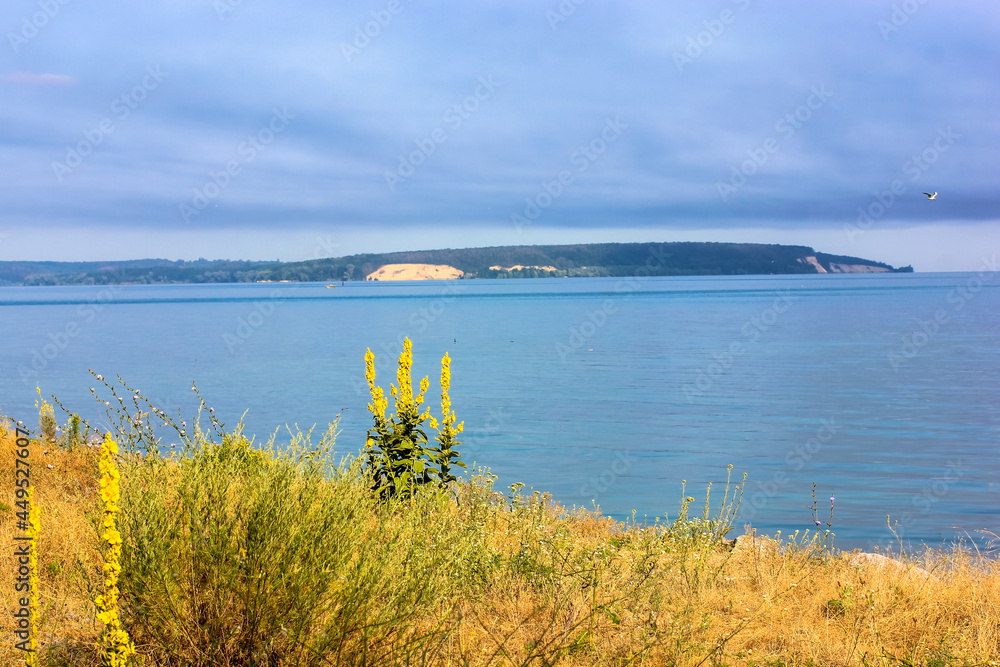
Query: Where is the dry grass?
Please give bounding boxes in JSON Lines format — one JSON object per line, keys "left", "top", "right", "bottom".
{"left": 445, "top": 510, "right": 1000, "bottom": 666}
{"left": 1, "top": 423, "right": 998, "bottom": 666}
{"left": 0, "top": 424, "right": 105, "bottom": 665}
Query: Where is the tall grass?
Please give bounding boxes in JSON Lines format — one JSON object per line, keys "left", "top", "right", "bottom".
{"left": 115, "top": 420, "right": 476, "bottom": 665}
{"left": 2, "top": 377, "right": 999, "bottom": 665}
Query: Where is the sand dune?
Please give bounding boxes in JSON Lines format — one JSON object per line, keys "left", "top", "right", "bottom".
{"left": 366, "top": 263, "right": 464, "bottom": 280}
{"left": 828, "top": 263, "right": 890, "bottom": 273}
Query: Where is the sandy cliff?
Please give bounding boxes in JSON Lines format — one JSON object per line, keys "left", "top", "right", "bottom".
{"left": 366, "top": 263, "right": 464, "bottom": 280}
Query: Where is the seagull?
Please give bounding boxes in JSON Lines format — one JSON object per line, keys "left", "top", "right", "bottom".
{"left": 922, "top": 192, "right": 938, "bottom": 200}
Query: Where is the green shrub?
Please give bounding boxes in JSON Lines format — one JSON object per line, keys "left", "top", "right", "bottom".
{"left": 116, "top": 419, "right": 480, "bottom": 666}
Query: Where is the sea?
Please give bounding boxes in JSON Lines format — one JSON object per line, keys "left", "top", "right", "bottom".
{"left": 1, "top": 271, "right": 998, "bottom": 553}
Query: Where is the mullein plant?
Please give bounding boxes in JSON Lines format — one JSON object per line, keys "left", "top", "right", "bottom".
{"left": 94, "top": 434, "right": 136, "bottom": 667}
{"left": 432, "top": 351, "right": 465, "bottom": 485}
{"left": 364, "top": 338, "right": 466, "bottom": 500}
{"left": 25, "top": 487, "right": 41, "bottom": 667}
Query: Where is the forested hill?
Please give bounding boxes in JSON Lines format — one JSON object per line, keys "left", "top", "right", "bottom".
{"left": 0, "top": 242, "right": 912, "bottom": 286}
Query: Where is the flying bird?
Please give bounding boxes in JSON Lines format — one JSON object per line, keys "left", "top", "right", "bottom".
{"left": 922, "top": 192, "right": 938, "bottom": 200}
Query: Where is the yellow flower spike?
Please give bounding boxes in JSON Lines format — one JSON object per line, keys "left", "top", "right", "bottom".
{"left": 416, "top": 375, "right": 430, "bottom": 407}
{"left": 95, "top": 434, "right": 136, "bottom": 666}
{"left": 438, "top": 352, "right": 463, "bottom": 443}
{"left": 364, "top": 349, "right": 389, "bottom": 420}
{"left": 25, "top": 486, "right": 41, "bottom": 667}
{"left": 364, "top": 348, "right": 376, "bottom": 387}
{"left": 397, "top": 338, "right": 414, "bottom": 407}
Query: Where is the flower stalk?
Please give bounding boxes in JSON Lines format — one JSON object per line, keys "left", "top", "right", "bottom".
{"left": 95, "top": 434, "right": 136, "bottom": 667}
{"left": 25, "top": 487, "right": 41, "bottom": 667}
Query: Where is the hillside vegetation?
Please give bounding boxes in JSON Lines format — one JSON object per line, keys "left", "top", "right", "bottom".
{"left": 1, "top": 242, "right": 912, "bottom": 286}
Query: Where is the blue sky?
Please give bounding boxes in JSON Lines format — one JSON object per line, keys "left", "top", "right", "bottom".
{"left": 1, "top": 0, "right": 997, "bottom": 270}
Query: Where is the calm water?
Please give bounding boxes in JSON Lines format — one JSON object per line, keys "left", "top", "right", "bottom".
{"left": 2, "top": 273, "right": 998, "bottom": 552}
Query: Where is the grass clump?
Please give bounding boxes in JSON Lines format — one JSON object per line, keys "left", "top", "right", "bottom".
{"left": 116, "top": 420, "right": 478, "bottom": 665}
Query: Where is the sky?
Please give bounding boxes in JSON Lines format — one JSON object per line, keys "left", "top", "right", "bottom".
{"left": 0, "top": 1, "right": 998, "bottom": 271}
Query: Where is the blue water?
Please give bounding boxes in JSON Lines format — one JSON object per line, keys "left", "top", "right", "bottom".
{"left": 2, "top": 273, "right": 998, "bottom": 552}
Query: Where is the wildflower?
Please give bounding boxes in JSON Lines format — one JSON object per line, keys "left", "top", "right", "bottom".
{"left": 25, "top": 487, "right": 41, "bottom": 667}
{"left": 439, "top": 352, "right": 464, "bottom": 439}
{"left": 364, "top": 348, "right": 388, "bottom": 421}
{"left": 95, "top": 434, "right": 136, "bottom": 666}
{"left": 395, "top": 338, "right": 415, "bottom": 408}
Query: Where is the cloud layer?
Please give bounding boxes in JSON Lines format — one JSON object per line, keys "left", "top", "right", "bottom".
{"left": 1, "top": 0, "right": 997, "bottom": 267}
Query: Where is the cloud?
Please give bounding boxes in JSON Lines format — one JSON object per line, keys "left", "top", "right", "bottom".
{"left": 0, "top": 1, "right": 997, "bottom": 267}
{"left": 0, "top": 72, "right": 75, "bottom": 86}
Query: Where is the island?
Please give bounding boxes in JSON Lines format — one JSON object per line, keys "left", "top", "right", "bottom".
{"left": 0, "top": 242, "right": 912, "bottom": 285}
